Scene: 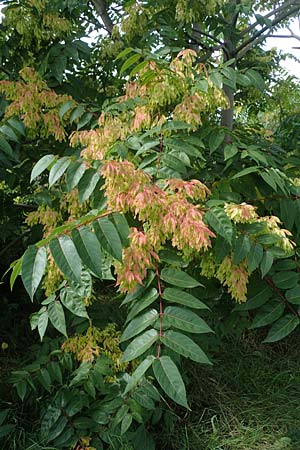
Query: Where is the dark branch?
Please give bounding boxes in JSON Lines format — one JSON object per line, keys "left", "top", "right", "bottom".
{"left": 239, "top": 0, "right": 300, "bottom": 39}
{"left": 236, "top": 4, "right": 300, "bottom": 58}
{"left": 92, "top": 0, "right": 114, "bottom": 35}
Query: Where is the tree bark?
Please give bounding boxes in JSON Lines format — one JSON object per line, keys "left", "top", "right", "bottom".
{"left": 92, "top": 0, "right": 114, "bottom": 35}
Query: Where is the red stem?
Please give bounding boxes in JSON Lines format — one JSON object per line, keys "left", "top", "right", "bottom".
{"left": 156, "top": 265, "right": 163, "bottom": 358}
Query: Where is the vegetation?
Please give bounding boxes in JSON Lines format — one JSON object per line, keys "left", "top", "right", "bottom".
{"left": 1, "top": 0, "right": 300, "bottom": 449}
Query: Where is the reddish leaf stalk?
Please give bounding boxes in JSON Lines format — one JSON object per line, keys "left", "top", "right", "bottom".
{"left": 156, "top": 265, "right": 163, "bottom": 358}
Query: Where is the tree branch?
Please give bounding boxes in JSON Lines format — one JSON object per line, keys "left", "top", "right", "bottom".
{"left": 239, "top": 0, "right": 300, "bottom": 39}
{"left": 236, "top": 4, "right": 300, "bottom": 58}
{"left": 92, "top": 0, "right": 114, "bottom": 35}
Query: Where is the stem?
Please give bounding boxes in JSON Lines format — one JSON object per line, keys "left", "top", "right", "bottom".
{"left": 264, "top": 277, "right": 300, "bottom": 319}
{"left": 156, "top": 265, "right": 163, "bottom": 358}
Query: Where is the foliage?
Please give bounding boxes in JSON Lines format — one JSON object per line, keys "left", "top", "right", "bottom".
{"left": 1, "top": 0, "right": 300, "bottom": 448}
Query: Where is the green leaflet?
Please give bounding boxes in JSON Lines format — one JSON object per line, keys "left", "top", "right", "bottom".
{"left": 59, "top": 99, "right": 76, "bottom": 118}
{"left": 38, "top": 310, "right": 49, "bottom": 341}
{"left": 121, "top": 309, "right": 159, "bottom": 342}
{"left": 205, "top": 206, "right": 233, "bottom": 243}
{"left": 249, "top": 301, "right": 285, "bottom": 329}
{"left": 77, "top": 169, "right": 100, "bottom": 203}
{"left": 260, "top": 251, "right": 273, "bottom": 278}
{"left": 120, "top": 52, "right": 142, "bottom": 74}
{"left": 9, "top": 258, "right": 22, "bottom": 290}
{"left": 48, "top": 302, "right": 67, "bottom": 337}
{"left": 153, "top": 356, "right": 188, "bottom": 408}
{"left": 48, "top": 157, "right": 71, "bottom": 187}
{"left": 121, "top": 329, "right": 158, "bottom": 362}
{"left": 126, "top": 288, "right": 159, "bottom": 321}
{"left": 248, "top": 242, "right": 263, "bottom": 272}
{"left": 70, "top": 105, "right": 85, "bottom": 123}
{"left": 263, "top": 314, "right": 299, "bottom": 343}
{"left": 272, "top": 271, "right": 299, "bottom": 290}
{"left": 21, "top": 246, "right": 47, "bottom": 300}
{"left": 163, "top": 306, "right": 213, "bottom": 334}
{"left": 66, "top": 161, "right": 86, "bottom": 191}
{"left": 49, "top": 236, "right": 82, "bottom": 283}
{"left": 286, "top": 285, "right": 300, "bottom": 305}
{"left": 30, "top": 154, "right": 55, "bottom": 182}
{"left": 93, "top": 217, "right": 122, "bottom": 261}
{"left": 60, "top": 288, "right": 89, "bottom": 318}
{"left": 161, "top": 330, "right": 212, "bottom": 364}
{"left": 111, "top": 212, "right": 130, "bottom": 246}
{"left": 124, "top": 356, "right": 156, "bottom": 394}
{"left": 121, "top": 414, "right": 132, "bottom": 435}
{"left": 71, "top": 226, "right": 102, "bottom": 278}
{"left": 233, "top": 235, "right": 251, "bottom": 265}
{"left": 162, "top": 288, "right": 209, "bottom": 309}
{"left": 235, "top": 284, "right": 272, "bottom": 311}
{"left": 160, "top": 268, "right": 201, "bottom": 288}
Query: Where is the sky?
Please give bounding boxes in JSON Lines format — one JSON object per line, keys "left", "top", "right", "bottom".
{"left": 264, "top": 18, "right": 300, "bottom": 77}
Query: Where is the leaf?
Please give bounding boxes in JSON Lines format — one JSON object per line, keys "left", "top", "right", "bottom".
{"left": 0, "top": 134, "right": 15, "bottom": 160}
{"left": 263, "top": 314, "right": 299, "bottom": 343}
{"left": 161, "top": 330, "right": 212, "bottom": 364}
{"left": 21, "top": 246, "right": 47, "bottom": 300}
{"left": 280, "top": 199, "right": 295, "bottom": 230}
{"left": 93, "top": 218, "right": 122, "bottom": 261}
{"left": 248, "top": 243, "right": 263, "bottom": 272}
{"left": 49, "top": 157, "right": 71, "bottom": 187}
{"left": 121, "top": 329, "right": 158, "bottom": 362}
{"left": 208, "top": 130, "right": 225, "bottom": 152}
{"left": 224, "top": 144, "right": 238, "bottom": 161}
{"left": 77, "top": 112, "right": 93, "bottom": 130}
{"left": 70, "top": 105, "right": 85, "bottom": 123}
{"left": 111, "top": 212, "right": 130, "bottom": 246}
{"left": 162, "top": 288, "right": 209, "bottom": 309}
{"left": 232, "top": 166, "right": 260, "bottom": 179}
{"left": 272, "top": 271, "right": 299, "bottom": 290}
{"left": 163, "top": 306, "right": 213, "bottom": 334}
{"left": 286, "top": 285, "right": 300, "bottom": 305}
{"left": 249, "top": 301, "right": 285, "bottom": 329}
{"left": 10, "top": 257, "right": 22, "bottom": 290}
{"left": 16, "top": 380, "right": 27, "bottom": 401}
{"left": 77, "top": 169, "right": 100, "bottom": 203}
{"left": 124, "top": 356, "right": 156, "bottom": 394}
{"left": 235, "top": 284, "right": 272, "bottom": 310}
{"left": 153, "top": 356, "right": 188, "bottom": 408}
{"left": 0, "top": 124, "right": 19, "bottom": 142}
{"left": 160, "top": 268, "right": 201, "bottom": 288}
{"left": 31, "top": 154, "right": 55, "bottom": 182}
{"left": 121, "top": 309, "right": 159, "bottom": 342}
{"left": 38, "top": 310, "right": 49, "bottom": 341}
{"left": 37, "top": 368, "right": 52, "bottom": 392}
{"left": 49, "top": 236, "right": 82, "bottom": 283}
{"left": 260, "top": 251, "right": 273, "bottom": 278}
{"left": 59, "top": 100, "right": 76, "bottom": 118}
{"left": 48, "top": 301, "right": 67, "bottom": 337}
{"left": 7, "top": 118, "right": 25, "bottom": 136}
{"left": 60, "top": 289, "right": 89, "bottom": 318}
{"left": 71, "top": 226, "right": 102, "bottom": 277}
{"left": 126, "top": 288, "right": 159, "bottom": 321}
{"left": 66, "top": 161, "right": 86, "bottom": 191}
{"left": 233, "top": 235, "right": 251, "bottom": 265}
{"left": 120, "top": 53, "right": 142, "bottom": 74}
{"left": 121, "top": 414, "right": 133, "bottom": 435}
{"left": 205, "top": 206, "right": 233, "bottom": 243}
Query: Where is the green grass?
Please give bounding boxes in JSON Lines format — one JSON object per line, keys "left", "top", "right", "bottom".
{"left": 158, "top": 332, "right": 300, "bottom": 450}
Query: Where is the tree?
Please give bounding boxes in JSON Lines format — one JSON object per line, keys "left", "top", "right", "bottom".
{"left": 1, "top": 1, "right": 300, "bottom": 448}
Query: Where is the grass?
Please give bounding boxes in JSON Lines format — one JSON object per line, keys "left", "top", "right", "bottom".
{"left": 158, "top": 332, "right": 300, "bottom": 450}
